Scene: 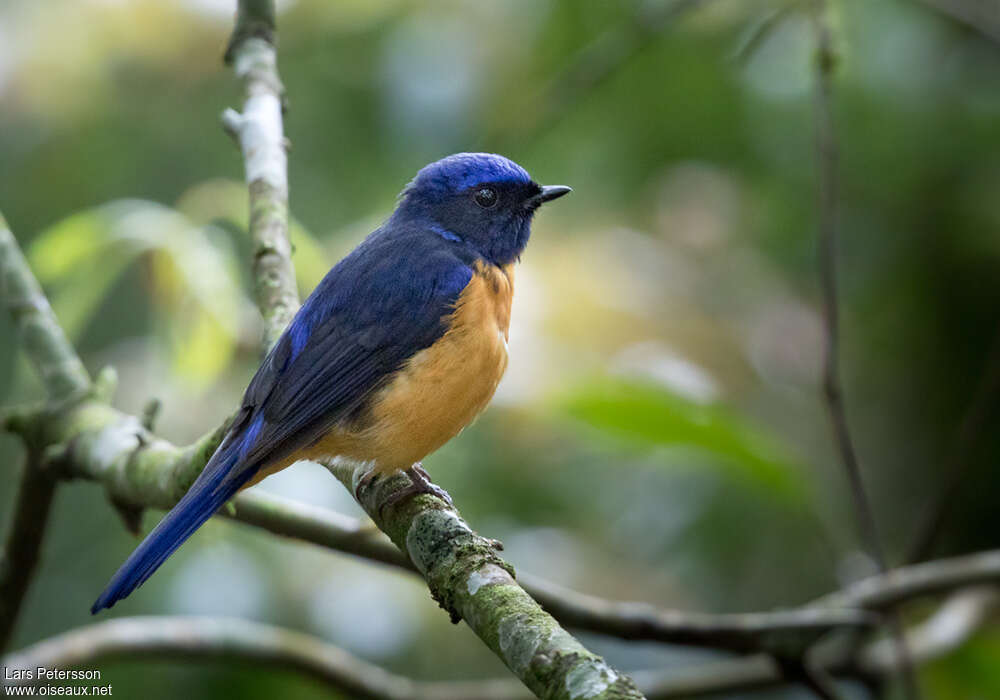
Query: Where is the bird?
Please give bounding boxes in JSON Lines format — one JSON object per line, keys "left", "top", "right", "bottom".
{"left": 91, "top": 152, "right": 570, "bottom": 613}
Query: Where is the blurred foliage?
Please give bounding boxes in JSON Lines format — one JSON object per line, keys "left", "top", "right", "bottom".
{"left": 558, "top": 378, "right": 810, "bottom": 500}
{"left": 1, "top": 0, "right": 999, "bottom": 698}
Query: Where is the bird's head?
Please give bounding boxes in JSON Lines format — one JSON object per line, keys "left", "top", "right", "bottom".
{"left": 395, "top": 153, "right": 570, "bottom": 266}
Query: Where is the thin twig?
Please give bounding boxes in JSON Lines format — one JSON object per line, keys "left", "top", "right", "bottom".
{"left": 514, "top": 570, "right": 873, "bottom": 654}
{"left": 809, "top": 5, "right": 922, "bottom": 697}
{"left": 814, "top": 550, "right": 1000, "bottom": 609}
{"left": 906, "top": 323, "right": 1000, "bottom": 562}
{"left": 811, "top": 0, "right": 886, "bottom": 574}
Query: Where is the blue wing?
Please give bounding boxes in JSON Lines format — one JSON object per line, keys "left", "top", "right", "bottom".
{"left": 91, "top": 226, "right": 474, "bottom": 612}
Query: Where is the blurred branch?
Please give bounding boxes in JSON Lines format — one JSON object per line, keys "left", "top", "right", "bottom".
{"left": 915, "top": 0, "right": 1000, "bottom": 45}
{"left": 227, "top": 490, "right": 411, "bottom": 570}
{"left": 0, "top": 269, "right": 993, "bottom": 669}
{"left": 0, "top": 451, "right": 56, "bottom": 652}
{"left": 0, "top": 211, "right": 91, "bottom": 651}
{"left": 9, "top": 583, "right": 990, "bottom": 700}
{"left": 809, "top": 5, "right": 921, "bottom": 697}
{"left": 6, "top": 585, "right": 993, "bottom": 700}
{"left": 0, "top": 616, "right": 531, "bottom": 700}
{"left": 2, "top": 264, "right": 998, "bottom": 697}
{"left": 816, "top": 549, "right": 1000, "bottom": 610}
{"left": 231, "top": 490, "right": 873, "bottom": 653}
{"left": 810, "top": 0, "right": 886, "bottom": 575}
{"left": 513, "top": 571, "right": 873, "bottom": 654}
{"left": 10, "top": 374, "right": 1000, "bottom": 658}
{"left": 906, "top": 324, "right": 1000, "bottom": 562}
{"left": 637, "top": 583, "right": 998, "bottom": 698}
{"left": 222, "top": 0, "right": 299, "bottom": 351}
{"left": 859, "top": 586, "right": 998, "bottom": 673}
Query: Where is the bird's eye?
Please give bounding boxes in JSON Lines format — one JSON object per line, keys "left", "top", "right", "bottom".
{"left": 474, "top": 187, "right": 498, "bottom": 209}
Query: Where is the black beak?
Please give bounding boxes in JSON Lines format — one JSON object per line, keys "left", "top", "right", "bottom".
{"left": 529, "top": 185, "right": 572, "bottom": 208}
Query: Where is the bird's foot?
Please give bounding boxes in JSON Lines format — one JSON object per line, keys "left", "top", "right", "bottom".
{"left": 354, "top": 469, "right": 379, "bottom": 502}
{"left": 378, "top": 463, "right": 453, "bottom": 518}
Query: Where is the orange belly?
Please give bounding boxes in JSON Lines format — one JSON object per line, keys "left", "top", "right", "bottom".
{"left": 247, "top": 260, "right": 514, "bottom": 485}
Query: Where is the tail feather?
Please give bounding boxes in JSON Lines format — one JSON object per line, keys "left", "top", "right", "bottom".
{"left": 91, "top": 440, "right": 256, "bottom": 614}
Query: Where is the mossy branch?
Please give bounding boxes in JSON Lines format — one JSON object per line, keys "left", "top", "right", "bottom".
{"left": 0, "top": 219, "right": 89, "bottom": 400}
{"left": 221, "top": 0, "right": 298, "bottom": 352}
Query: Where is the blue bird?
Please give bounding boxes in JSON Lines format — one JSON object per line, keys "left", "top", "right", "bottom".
{"left": 91, "top": 153, "right": 570, "bottom": 613}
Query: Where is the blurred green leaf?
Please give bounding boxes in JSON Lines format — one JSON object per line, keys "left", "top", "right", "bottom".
{"left": 29, "top": 208, "right": 148, "bottom": 338}
{"left": 175, "top": 179, "right": 332, "bottom": 291}
{"left": 29, "top": 209, "right": 109, "bottom": 282}
{"left": 558, "top": 378, "right": 809, "bottom": 501}
{"left": 29, "top": 200, "right": 251, "bottom": 388}
{"left": 923, "top": 628, "right": 1000, "bottom": 699}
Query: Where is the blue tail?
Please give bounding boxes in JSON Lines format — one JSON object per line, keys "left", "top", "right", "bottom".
{"left": 91, "top": 438, "right": 257, "bottom": 614}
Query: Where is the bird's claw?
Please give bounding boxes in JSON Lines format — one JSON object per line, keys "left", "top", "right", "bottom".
{"left": 354, "top": 469, "right": 379, "bottom": 502}
{"left": 377, "top": 463, "right": 453, "bottom": 518}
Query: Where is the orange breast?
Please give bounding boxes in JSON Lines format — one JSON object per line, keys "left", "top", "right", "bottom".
{"left": 261, "top": 260, "right": 514, "bottom": 480}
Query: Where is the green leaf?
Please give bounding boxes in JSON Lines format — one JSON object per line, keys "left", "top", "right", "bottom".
{"left": 558, "top": 378, "right": 809, "bottom": 501}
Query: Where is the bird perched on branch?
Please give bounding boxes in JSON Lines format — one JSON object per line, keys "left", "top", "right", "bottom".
{"left": 92, "top": 153, "right": 570, "bottom": 612}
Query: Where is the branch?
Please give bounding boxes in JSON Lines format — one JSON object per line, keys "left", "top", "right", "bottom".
{"left": 11, "top": 369, "right": 1000, "bottom": 655}
{"left": 323, "top": 461, "right": 643, "bottom": 698}
{"left": 0, "top": 211, "right": 93, "bottom": 651}
{"left": 513, "top": 572, "right": 873, "bottom": 655}
{"left": 0, "top": 452, "right": 56, "bottom": 651}
{"left": 636, "top": 584, "right": 999, "bottom": 698}
{"left": 20, "top": 375, "right": 1000, "bottom": 651}
{"left": 859, "top": 586, "right": 999, "bottom": 674}
{"left": 232, "top": 490, "right": 873, "bottom": 652}
{"left": 816, "top": 550, "right": 1000, "bottom": 610}
{"left": 222, "top": 0, "right": 299, "bottom": 351}
{"left": 809, "top": 6, "right": 920, "bottom": 695}
{"left": 0, "top": 215, "right": 90, "bottom": 400}
{"left": 810, "top": 0, "right": 886, "bottom": 575}
{"left": 0, "top": 616, "right": 531, "bottom": 700}
{"left": 8, "top": 586, "right": 993, "bottom": 700}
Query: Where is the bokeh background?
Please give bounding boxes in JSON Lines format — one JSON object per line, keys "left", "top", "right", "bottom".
{"left": 2, "top": 0, "right": 999, "bottom": 697}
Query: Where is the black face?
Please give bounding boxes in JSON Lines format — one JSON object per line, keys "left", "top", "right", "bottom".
{"left": 441, "top": 180, "right": 548, "bottom": 264}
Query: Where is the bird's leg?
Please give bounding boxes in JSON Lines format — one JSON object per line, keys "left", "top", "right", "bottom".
{"left": 378, "top": 463, "right": 454, "bottom": 517}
